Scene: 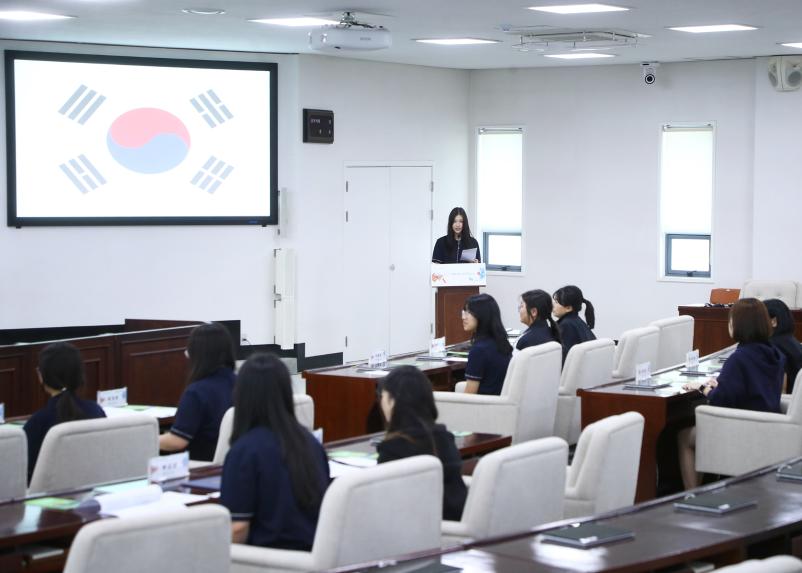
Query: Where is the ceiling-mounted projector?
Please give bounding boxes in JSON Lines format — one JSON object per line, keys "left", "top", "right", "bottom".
{"left": 309, "top": 12, "right": 391, "bottom": 51}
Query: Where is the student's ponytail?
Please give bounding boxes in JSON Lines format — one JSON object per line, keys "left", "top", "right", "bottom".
{"left": 38, "top": 342, "right": 89, "bottom": 425}
{"left": 583, "top": 298, "right": 596, "bottom": 330}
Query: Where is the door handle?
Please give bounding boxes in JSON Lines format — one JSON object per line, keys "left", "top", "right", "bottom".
{"left": 389, "top": 264, "right": 396, "bottom": 271}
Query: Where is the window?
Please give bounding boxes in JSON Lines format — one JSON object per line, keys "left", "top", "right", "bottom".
{"left": 660, "top": 124, "right": 714, "bottom": 278}
{"left": 476, "top": 127, "right": 523, "bottom": 272}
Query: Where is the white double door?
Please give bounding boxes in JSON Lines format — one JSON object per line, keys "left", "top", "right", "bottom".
{"left": 343, "top": 165, "right": 433, "bottom": 363}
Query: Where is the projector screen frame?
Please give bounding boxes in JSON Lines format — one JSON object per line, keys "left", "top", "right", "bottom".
{"left": 5, "top": 50, "right": 279, "bottom": 227}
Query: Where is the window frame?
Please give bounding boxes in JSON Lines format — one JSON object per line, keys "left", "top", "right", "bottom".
{"left": 664, "top": 233, "right": 711, "bottom": 278}
{"left": 482, "top": 231, "right": 523, "bottom": 272}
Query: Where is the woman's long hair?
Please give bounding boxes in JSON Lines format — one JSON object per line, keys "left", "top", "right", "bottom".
{"left": 445, "top": 207, "right": 474, "bottom": 251}
{"left": 764, "top": 298, "right": 794, "bottom": 337}
{"left": 379, "top": 366, "right": 438, "bottom": 451}
{"left": 521, "top": 289, "right": 562, "bottom": 343}
{"left": 186, "top": 322, "right": 236, "bottom": 384}
{"left": 38, "top": 342, "right": 88, "bottom": 425}
{"left": 465, "top": 293, "right": 513, "bottom": 356}
{"left": 230, "top": 353, "right": 325, "bottom": 512}
{"left": 553, "top": 285, "right": 596, "bottom": 329}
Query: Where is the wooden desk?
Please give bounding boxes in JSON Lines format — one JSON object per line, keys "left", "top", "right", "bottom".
{"left": 578, "top": 349, "right": 729, "bottom": 502}
{"left": 679, "top": 304, "right": 802, "bottom": 356}
{"left": 335, "top": 461, "right": 802, "bottom": 573}
{"left": 304, "top": 353, "right": 468, "bottom": 441}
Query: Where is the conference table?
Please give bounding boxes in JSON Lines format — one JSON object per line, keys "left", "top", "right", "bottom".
{"left": 334, "top": 459, "right": 802, "bottom": 573}
{"left": 578, "top": 346, "right": 732, "bottom": 502}
{"left": 304, "top": 349, "right": 470, "bottom": 441}
{"left": 0, "top": 431, "right": 509, "bottom": 572}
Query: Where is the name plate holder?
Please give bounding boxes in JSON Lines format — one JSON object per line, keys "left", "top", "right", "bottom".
{"left": 368, "top": 349, "right": 388, "bottom": 369}
{"left": 430, "top": 263, "right": 487, "bottom": 287}
{"left": 97, "top": 387, "right": 128, "bottom": 408}
{"left": 148, "top": 452, "right": 190, "bottom": 483}
{"left": 0, "top": 402, "right": 4, "bottom": 424}
{"left": 686, "top": 350, "right": 700, "bottom": 371}
{"left": 429, "top": 337, "right": 446, "bottom": 358}
{"left": 624, "top": 362, "right": 670, "bottom": 391}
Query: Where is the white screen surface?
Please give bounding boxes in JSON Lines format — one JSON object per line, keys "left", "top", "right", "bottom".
{"left": 8, "top": 54, "right": 275, "bottom": 224}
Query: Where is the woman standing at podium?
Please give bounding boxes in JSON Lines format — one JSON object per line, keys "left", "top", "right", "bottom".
{"left": 432, "top": 207, "right": 481, "bottom": 264}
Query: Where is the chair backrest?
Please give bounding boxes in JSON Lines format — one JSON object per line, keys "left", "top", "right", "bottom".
{"left": 461, "top": 437, "right": 567, "bottom": 539}
{"left": 503, "top": 342, "right": 562, "bottom": 443}
{"left": 713, "top": 556, "right": 802, "bottom": 573}
{"left": 0, "top": 427, "right": 27, "bottom": 502}
{"left": 311, "top": 455, "right": 442, "bottom": 570}
{"left": 611, "top": 326, "right": 660, "bottom": 380}
{"left": 212, "top": 394, "right": 315, "bottom": 464}
{"left": 560, "top": 338, "right": 616, "bottom": 394}
{"left": 785, "top": 372, "right": 802, "bottom": 424}
{"left": 649, "top": 315, "right": 694, "bottom": 370}
{"left": 566, "top": 412, "right": 645, "bottom": 517}
{"left": 63, "top": 505, "right": 230, "bottom": 573}
{"left": 28, "top": 416, "right": 159, "bottom": 494}
{"left": 741, "top": 280, "right": 798, "bottom": 308}
{"left": 710, "top": 288, "right": 740, "bottom": 305}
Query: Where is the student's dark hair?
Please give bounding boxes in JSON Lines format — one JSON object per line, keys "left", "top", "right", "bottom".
{"left": 730, "top": 298, "right": 772, "bottom": 344}
{"left": 379, "top": 366, "right": 438, "bottom": 435}
{"left": 231, "top": 353, "right": 325, "bottom": 513}
{"left": 186, "top": 322, "right": 236, "bottom": 384}
{"left": 764, "top": 298, "right": 794, "bottom": 337}
{"left": 464, "top": 293, "right": 513, "bottom": 356}
{"left": 521, "top": 289, "right": 562, "bottom": 343}
{"left": 445, "top": 207, "right": 473, "bottom": 250}
{"left": 38, "top": 342, "right": 88, "bottom": 425}
{"left": 553, "top": 285, "right": 596, "bottom": 330}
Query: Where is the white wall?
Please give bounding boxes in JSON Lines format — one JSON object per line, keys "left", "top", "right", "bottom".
{"left": 0, "top": 44, "right": 470, "bottom": 358}
{"left": 469, "top": 60, "right": 757, "bottom": 339}
{"left": 752, "top": 56, "right": 802, "bottom": 280}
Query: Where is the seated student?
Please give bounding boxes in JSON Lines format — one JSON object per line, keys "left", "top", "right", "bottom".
{"left": 678, "top": 298, "right": 784, "bottom": 489}
{"left": 552, "top": 285, "right": 596, "bottom": 362}
{"left": 23, "top": 342, "right": 106, "bottom": 482}
{"left": 220, "top": 353, "right": 329, "bottom": 549}
{"left": 159, "top": 322, "right": 236, "bottom": 461}
{"left": 462, "top": 293, "right": 512, "bottom": 395}
{"left": 377, "top": 365, "right": 467, "bottom": 521}
{"left": 764, "top": 298, "right": 802, "bottom": 392}
{"left": 516, "top": 289, "right": 562, "bottom": 352}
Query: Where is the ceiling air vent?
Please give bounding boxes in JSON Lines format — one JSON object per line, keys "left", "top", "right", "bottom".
{"left": 507, "top": 28, "right": 642, "bottom": 52}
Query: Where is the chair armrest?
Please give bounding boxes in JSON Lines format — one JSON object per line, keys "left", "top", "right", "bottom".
{"left": 462, "top": 475, "right": 472, "bottom": 488}
{"left": 441, "top": 520, "right": 472, "bottom": 538}
{"left": 230, "top": 543, "right": 314, "bottom": 573}
{"left": 454, "top": 381, "right": 467, "bottom": 393}
{"left": 781, "top": 394, "right": 792, "bottom": 414}
{"left": 433, "top": 392, "right": 513, "bottom": 406}
{"left": 695, "top": 405, "right": 789, "bottom": 424}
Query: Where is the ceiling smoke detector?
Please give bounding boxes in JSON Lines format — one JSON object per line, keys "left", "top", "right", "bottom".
{"left": 309, "top": 11, "right": 392, "bottom": 51}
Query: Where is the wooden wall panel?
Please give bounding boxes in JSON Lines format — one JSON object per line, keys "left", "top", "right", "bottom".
{"left": 118, "top": 328, "right": 193, "bottom": 407}
{"left": 0, "top": 348, "right": 33, "bottom": 417}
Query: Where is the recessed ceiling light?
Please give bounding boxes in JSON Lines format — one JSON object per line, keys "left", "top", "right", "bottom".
{"left": 181, "top": 8, "right": 226, "bottom": 16}
{"left": 0, "top": 10, "right": 73, "bottom": 21}
{"left": 545, "top": 52, "right": 615, "bottom": 59}
{"left": 669, "top": 24, "right": 757, "bottom": 33}
{"left": 781, "top": 42, "right": 802, "bottom": 49}
{"left": 528, "top": 4, "right": 629, "bottom": 14}
{"left": 250, "top": 17, "right": 340, "bottom": 27}
{"left": 415, "top": 38, "right": 499, "bottom": 45}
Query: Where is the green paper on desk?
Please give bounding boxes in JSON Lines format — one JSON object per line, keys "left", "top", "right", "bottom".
{"left": 25, "top": 497, "right": 80, "bottom": 510}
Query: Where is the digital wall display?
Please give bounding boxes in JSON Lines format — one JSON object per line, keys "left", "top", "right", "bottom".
{"left": 5, "top": 51, "right": 278, "bottom": 226}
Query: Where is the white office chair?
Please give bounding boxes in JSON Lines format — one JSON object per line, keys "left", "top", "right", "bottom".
{"left": 564, "top": 411, "right": 645, "bottom": 519}
{"left": 28, "top": 415, "right": 159, "bottom": 495}
{"left": 433, "top": 342, "right": 562, "bottom": 444}
{"left": 650, "top": 315, "right": 694, "bottom": 370}
{"left": 741, "top": 280, "right": 798, "bottom": 308}
{"left": 713, "top": 556, "right": 802, "bottom": 573}
{"left": 212, "top": 394, "right": 315, "bottom": 464}
{"left": 0, "top": 427, "right": 27, "bottom": 502}
{"left": 611, "top": 326, "right": 660, "bottom": 380}
{"left": 441, "top": 437, "right": 567, "bottom": 547}
{"left": 554, "top": 339, "right": 616, "bottom": 445}
{"left": 63, "top": 505, "right": 230, "bottom": 573}
{"left": 230, "top": 455, "right": 442, "bottom": 572}
{"left": 696, "top": 372, "right": 802, "bottom": 477}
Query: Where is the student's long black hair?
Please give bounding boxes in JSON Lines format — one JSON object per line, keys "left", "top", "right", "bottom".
{"left": 521, "top": 289, "right": 562, "bottom": 343}
{"left": 230, "top": 353, "right": 325, "bottom": 513}
{"left": 445, "top": 207, "right": 474, "bottom": 251}
{"left": 186, "top": 322, "right": 236, "bottom": 385}
{"left": 764, "top": 298, "right": 794, "bottom": 337}
{"left": 38, "top": 342, "right": 89, "bottom": 425}
{"left": 553, "top": 285, "right": 596, "bottom": 330}
{"left": 465, "top": 293, "right": 513, "bottom": 356}
{"left": 378, "top": 366, "right": 439, "bottom": 451}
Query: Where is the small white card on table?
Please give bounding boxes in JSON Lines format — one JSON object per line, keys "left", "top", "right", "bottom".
{"left": 685, "top": 350, "right": 700, "bottom": 371}
{"left": 97, "top": 387, "right": 128, "bottom": 408}
{"left": 0, "top": 402, "right": 5, "bottom": 424}
{"left": 429, "top": 337, "right": 446, "bottom": 358}
{"left": 368, "top": 350, "right": 388, "bottom": 369}
{"left": 148, "top": 452, "right": 190, "bottom": 483}
{"left": 635, "top": 362, "right": 652, "bottom": 384}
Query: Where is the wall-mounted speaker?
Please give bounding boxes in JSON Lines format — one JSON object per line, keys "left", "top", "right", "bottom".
{"left": 768, "top": 56, "right": 802, "bottom": 92}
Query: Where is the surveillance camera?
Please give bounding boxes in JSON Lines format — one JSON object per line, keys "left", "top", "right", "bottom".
{"left": 641, "top": 62, "right": 659, "bottom": 85}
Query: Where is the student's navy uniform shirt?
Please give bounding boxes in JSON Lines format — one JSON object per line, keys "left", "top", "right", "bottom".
{"left": 516, "top": 320, "right": 558, "bottom": 352}
{"left": 557, "top": 312, "right": 596, "bottom": 363}
{"left": 220, "top": 426, "right": 330, "bottom": 550}
{"left": 431, "top": 235, "right": 481, "bottom": 264}
{"left": 169, "top": 367, "right": 235, "bottom": 461}
{"left": 23, "top": 393, "right": 106, "bottom": 481}
{"left": 465, "top": 337, "right": 511, "bottom": 395}
{"left": 708, "top": 341, "right": 784, "bottom": 412}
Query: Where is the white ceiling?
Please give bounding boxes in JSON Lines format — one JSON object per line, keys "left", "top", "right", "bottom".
{"left": 1, "top": 0, "right": 802, "bottom": 69}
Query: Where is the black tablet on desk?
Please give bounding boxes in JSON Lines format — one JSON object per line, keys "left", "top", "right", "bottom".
{"left": 540, "top": 523, "right": 634, "bottom": 548}
{"left": 674, "top": 491, "right": 756, "bottom": 514}
{"left": 777, "top": 461, "right": 802, "bottom": 482}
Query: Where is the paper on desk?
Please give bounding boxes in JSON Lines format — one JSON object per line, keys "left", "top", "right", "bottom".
{"left": 444, "top": 357, "right": 468, "bottom": 363}
{"left": 108, "top": 499, "right": 187, "bottom": 519}
{"left": 102, "top": 405, "right": 177, "bottom": 419}
{"left": 360, "top": 369, "right": 390, "bottom": 376}
{"left": 94, "top": 479, "right": 150, "bottom": 494}
{"left": 328, "top": 460, "right": 364, "bottom": 478}
{"left": 96, "top": 484, "right": 162, "bottom": 514}
{"left": 330, "top": 456, "right": 377, "bottom": 468}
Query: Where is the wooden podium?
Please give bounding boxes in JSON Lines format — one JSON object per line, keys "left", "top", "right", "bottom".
{"left": 432, "top": 263, "right": 486, "bottom": 345}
